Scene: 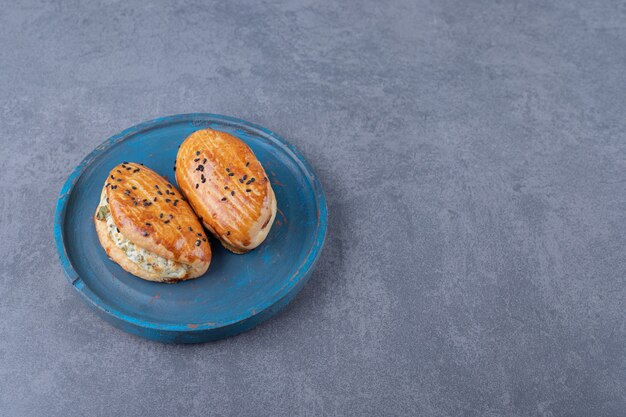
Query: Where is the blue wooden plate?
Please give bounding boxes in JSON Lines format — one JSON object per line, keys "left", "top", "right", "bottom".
{"left": 54, "top": 114, "right": 327, "bottom": 343}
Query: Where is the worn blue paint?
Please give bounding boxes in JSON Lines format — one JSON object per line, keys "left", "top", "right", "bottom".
{"left": 54, "top": 114, "right": 327, "bottom": 343}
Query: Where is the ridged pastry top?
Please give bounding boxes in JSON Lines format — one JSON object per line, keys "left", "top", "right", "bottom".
{"left": 104, "top": 162, "right": 211, "bottom": 266}
{"left": 175, "top": 129, "right": 276, "bottom": 253}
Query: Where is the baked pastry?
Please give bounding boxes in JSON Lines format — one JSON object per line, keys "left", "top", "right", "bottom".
{"left": 175, "top": 128, "right": 277, "bottom": 254}
{"left": 94, "top": 162, "right": 211, "bottom": 282}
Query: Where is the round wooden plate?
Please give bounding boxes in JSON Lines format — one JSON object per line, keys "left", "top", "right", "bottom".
{"left": 54, "top": 114, "right": 327, "bottom": 343}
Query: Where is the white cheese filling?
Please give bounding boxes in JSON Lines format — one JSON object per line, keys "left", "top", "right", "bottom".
{"left": 97, "top": 192, "right": 191, "bottom": 278}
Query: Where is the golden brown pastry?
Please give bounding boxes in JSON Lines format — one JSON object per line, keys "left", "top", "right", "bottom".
{"left": 94, "top": 163, "right": 211, "bottom": 282}
{"left": 175, "top": 129, "right": 277, "bottom": 254}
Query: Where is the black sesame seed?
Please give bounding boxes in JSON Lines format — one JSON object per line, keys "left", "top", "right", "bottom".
{"left": 188, "top": 227, "right": 193, "bottom": 231}
{"left": 173, "top": 200, "right": 178, "bottom": 206}
{"left": 224, "top": 186, "right": 228, "bottom": 189}
{"left": 106, "top": 197, "right": 109, "bottom": 203}
{"left": 133, "top": 201, "right": 137, "bottom": 205}
{"left": 226, "top": 231, "right": 231, "bottom": 236}
{"left": 196, "top": 233, "right": 202, "bottom": 237}
{"left": 196, "top": 151, "right": 200, "bottom": 156}
{"left": 124, "top": 190, "right": 130, "bottom": 195}
{"left": 245, "top": 162, "right": 250, "bottom": 167}
{"left": 173, "top": 166, "right": 176, "bottom": 171}
{"left": 226, "top": 168, "right": 230, "bottom": 172}
{"left": 169, "top": 214, "right": 173, "bottom": 219}
{"left": 111, "top": 185, "right": 117, "bottom": 189}
{"left": 143, "top": 232, "right": 148, "bottom": 237}
{"left": 123, "top": 161, "right": 129, "bottom": 164}
{"left": 164, "top": 220, "right": 170, "bottom": 224}
{"left": 145, "top": 222, "right": 152, "bottom": 226}
{"left": 195, "top": 239, "right": 201, "bottom": 246}
{"left": 195, "top": 184, "right": 199, "bottom": 189}
{"left": 196, "top": 165, "right": 204, "bottom": 172}
{"left": 242, "top": 174, "right": 247, "bottom": 181}
{"left": 110, "top": 175, "right": 115, "bottom": 179}
{"left": 116, "top": 227, "right": 120, "bottom": 233}
{"left": 231, "top": 191, "right": 235, "bottom": 196}
{"left": 221, "top": 197, "right": 227, "bottom": 201}
{"left": 132, "top": 186, "right": 137, "bottom": 190}
{"left": 246, "top": 189, "right": 251, "bottom": 193}
{"left": 155, "top": 185, "right": 159, "bottom": 189}
{"left": 117, "top": 179, "right": 122, "bottom": 182}
{"left": 201, "top": 177, "right": 206, "bottom": 183}
{"left": 159, "top": 213, "right": 163, "bottom": 218}
{"left": 166, "top": 184, "right": 172, "bottom": 189}
{"left": 194, "top": 158, "right": 200, "bottom": 162}
{"left": 202, "top": 158, "right": 207, "bottom": 164}
{"left": 121, "top": 164, "right": 126, "bottom": 168}
{"left": 105, "top": 183, "right": 110, "bottom": 188}
{"left": 228, "top": 172, "right": 234, "bottom": 177}
{"left": 157, "top": 191, "right": 162, "bottom": 195}
{"left": 133, "top": 168, "right": 140, "bottom": 173}
{"left": 239, "top": 178, "right": 243, "bottom": 183}
{"left": 117, "top": 169, "right": 122, "bottom": 174}
{"left": 153, "top": 197, "right": 157, "bottom": 202}
{"left": 246, "top": 178, "right": 255, "bottom": 185}
{"left": 165, "top": 198, "right": 171, "bottom": 203}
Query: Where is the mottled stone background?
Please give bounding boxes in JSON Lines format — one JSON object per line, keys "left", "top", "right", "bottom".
{"left": 0, "top": 0, "right": 624, "bottom": 416}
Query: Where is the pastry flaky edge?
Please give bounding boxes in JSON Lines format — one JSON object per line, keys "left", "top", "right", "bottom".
{"left": 94, "top": 162, "right": 211, "bottom": 283}
{"left": 175, "top": 128, "right": 277, "bottom": 254}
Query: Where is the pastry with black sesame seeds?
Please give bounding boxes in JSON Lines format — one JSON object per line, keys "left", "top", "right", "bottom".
{"left": 175, "top": 128, "right": 276, "bottom": 254}
{"left": 94, "top": 162, "right": 211, "bottom": 282}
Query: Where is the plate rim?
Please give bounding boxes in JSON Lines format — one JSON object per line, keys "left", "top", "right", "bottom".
{"left": 54, "top": 113, "right": 328, "bottom": 334}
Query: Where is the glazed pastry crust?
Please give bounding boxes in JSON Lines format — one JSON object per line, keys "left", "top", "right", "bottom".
{"left": 94, "top": 163, "right": 210, "bottom": 281}
{"left": 175, "top": 129, "right": 277, "bottom": 253}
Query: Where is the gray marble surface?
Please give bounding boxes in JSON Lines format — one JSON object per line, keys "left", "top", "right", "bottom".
{"left": 1, "top": 0, "right": 624, "bottom": 416}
